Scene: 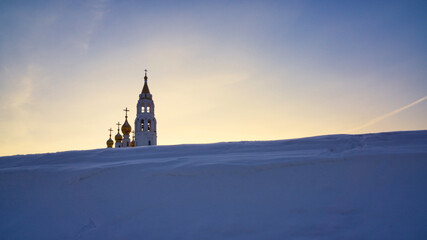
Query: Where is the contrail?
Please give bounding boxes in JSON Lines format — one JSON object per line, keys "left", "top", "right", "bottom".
{"left": 347, "top": 95, "right": 427, "bottom": 132}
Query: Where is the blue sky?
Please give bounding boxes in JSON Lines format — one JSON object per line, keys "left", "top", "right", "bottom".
{"left": 0, "top": 0, "right": 426, "bottom": 155}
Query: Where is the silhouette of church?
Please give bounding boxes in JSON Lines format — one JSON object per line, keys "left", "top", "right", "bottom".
{"left": 106, "top": 70, "right": 157, "bottom": 148}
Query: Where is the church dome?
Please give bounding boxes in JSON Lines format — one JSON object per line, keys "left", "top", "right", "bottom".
{"left": 122, "top": 119, "right": 132, "bottom": 135}
{"left": 106, "top": 138, "right": 114, "bottom": 148}
{"left": 115, "top": 132, "right": 123, "bottom": 142}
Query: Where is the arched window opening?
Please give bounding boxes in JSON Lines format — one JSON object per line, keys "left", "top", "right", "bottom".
{"left": 148, "top": 120, "right": 151, "bottom": 132}
{"left": 141, "top": 119, "right": 145, "bottom": 131}
{"left": 147, "top": 106, "right": 151, "bottom": 113}
{"left": 141, "top": 103, "right": 146, "bottom": 113}
{"left": 148, "top": 140, "right": 151, "bottom": 145}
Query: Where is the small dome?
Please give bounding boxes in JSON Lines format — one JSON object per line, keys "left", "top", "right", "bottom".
{"left": 122, "top": 119, "right": 132, "bottom": 135}
{"left": 115, "top": 132, "right": 123, "bottom": 142}
{"left": 130, "top": 140, "right": 135, "bottom": 147}
{"left": 106, "top": 138, "right": 114, "bottom": 148}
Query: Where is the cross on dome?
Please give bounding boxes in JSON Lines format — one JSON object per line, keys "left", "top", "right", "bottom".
{"left": 106, "top": 128, "right": 114, "bottom": 148}
{"left": 121, "top": 108, "right": 132, "bottom": 136}
{"left": 123, "top": 107, "right": 129, "bottom": 118}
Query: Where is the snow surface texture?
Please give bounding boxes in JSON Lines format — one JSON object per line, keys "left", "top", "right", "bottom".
{"left": 1, "top": 131, "right": 427, "bottom": 240}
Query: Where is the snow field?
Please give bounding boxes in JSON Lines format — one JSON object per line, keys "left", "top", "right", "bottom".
{"left": 1, "top": 130, "right": 427, "bottom": 239}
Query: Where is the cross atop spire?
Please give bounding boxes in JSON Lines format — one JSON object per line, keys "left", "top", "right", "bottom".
{"left": 123, "top": 107, "right": 129, "bottom": 118}
{"left": 108, "top": 128, "right": 113, "bottom": 137}
{"left": 116, "top": 122, "right": 121, "bottom": 132}
{"left": 141, "top": 68, "right": 151, "bottom": 95}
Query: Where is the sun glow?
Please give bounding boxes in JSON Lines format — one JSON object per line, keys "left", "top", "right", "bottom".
{"left": 0, "top": 1, "right": 426, "bottom": 156}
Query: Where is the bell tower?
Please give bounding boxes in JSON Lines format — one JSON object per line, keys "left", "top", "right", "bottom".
{"left": 134, "top": 70, "right": 157, "bottom": 146}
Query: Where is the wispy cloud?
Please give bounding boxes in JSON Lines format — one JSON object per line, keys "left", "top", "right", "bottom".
{"left": 0, "top": 65, "right": 39, "bottom": 112}
{"left": 77, "top": 0, "right": 111, "bottom": 51}
{"left": 347, "top": 96, "right": 427, "bottom": 132}
{"left": 0, "top": 64, "right": 43, "bottom": 151}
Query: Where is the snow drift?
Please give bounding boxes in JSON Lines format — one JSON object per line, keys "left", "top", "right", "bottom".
{"left": 1, "top": 131, "right": 427, "bottom": 239}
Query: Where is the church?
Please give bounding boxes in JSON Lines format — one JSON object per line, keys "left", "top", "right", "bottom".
{"left": 106, "top": 70, "right": 157, "bottom": 148}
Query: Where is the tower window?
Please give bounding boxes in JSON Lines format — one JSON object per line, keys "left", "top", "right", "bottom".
{"left": 148, "top": 140, "right": 151, "bottom": 145}
{"left": 147, "top": 106, "right": 151, "bottom": 113}
{"left": 141, "top": 119, "right": 145, "bottom": 131}
{"left": 148, "top": 120, "right": 151, "bottom": 132}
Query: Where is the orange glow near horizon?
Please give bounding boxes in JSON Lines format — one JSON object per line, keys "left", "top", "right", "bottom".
{"left": 0, "top": 1, "right": 426, "bottom": 156}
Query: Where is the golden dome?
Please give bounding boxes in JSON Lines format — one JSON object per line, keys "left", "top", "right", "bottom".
{"left": 130, "top": 131, "right": 135, "bottom": 147}
{"left": 106, "top": 128, "right": 114, "bottom": 148}
{"left": 106, "top": 138, "right": 114, "bottom": 148}
{"left": 115, "top": 132, "right": 123, "bottom": 142}
{"left": 122, "top": 119, "right": 132, "bottom": 135}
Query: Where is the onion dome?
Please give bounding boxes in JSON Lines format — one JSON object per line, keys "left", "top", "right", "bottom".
{"left": 115, "top": 122, "right": 123, "bottom": 142}
{"left": 121, "top": 119, "right": 131, "bottom": 135}
{"left": 121, "top": 107, "right": 132, "bottom": 135}
{"left": 106, "top": 128, "right": 114, "bottom": 148}
{"left": 122, "top": 119, "right": 131, "bottom": 135}
{"left": 106, "top": 138, "right": 114, "bottom": 148}
{"left": 130, "top": 132, "right": 135, "bottom": 147}
{"left": 115, "top": 132, "right": 122, "bottom": 142}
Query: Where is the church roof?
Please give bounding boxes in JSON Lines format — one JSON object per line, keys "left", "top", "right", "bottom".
{"left": 142, "top": 81, "right": 150, "bottom": 94}
{"left": 141, "top": 71, "right": 150, "bottom": 94}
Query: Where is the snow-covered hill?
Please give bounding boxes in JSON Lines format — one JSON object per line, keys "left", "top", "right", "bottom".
{"left": 1, "top": 131, "right": 427, "bottom": 239}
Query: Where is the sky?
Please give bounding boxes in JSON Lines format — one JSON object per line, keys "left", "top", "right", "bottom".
{"left": 0, "top": 0, "right": 426, "bottom": 156}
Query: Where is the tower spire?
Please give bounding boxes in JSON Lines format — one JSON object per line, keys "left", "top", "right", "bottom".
{"left": 108, "top": 128, "right": 113, "bottom": 138}
{"left": 116, "top": 122, "right": 121, "bottom": 133}
{"left": 141, "top": 69, "right": 151, "bottom": 94}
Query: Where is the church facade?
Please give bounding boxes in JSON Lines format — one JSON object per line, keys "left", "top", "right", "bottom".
{"left": 106, "top": 70, "right": 157, "bottom": 148}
